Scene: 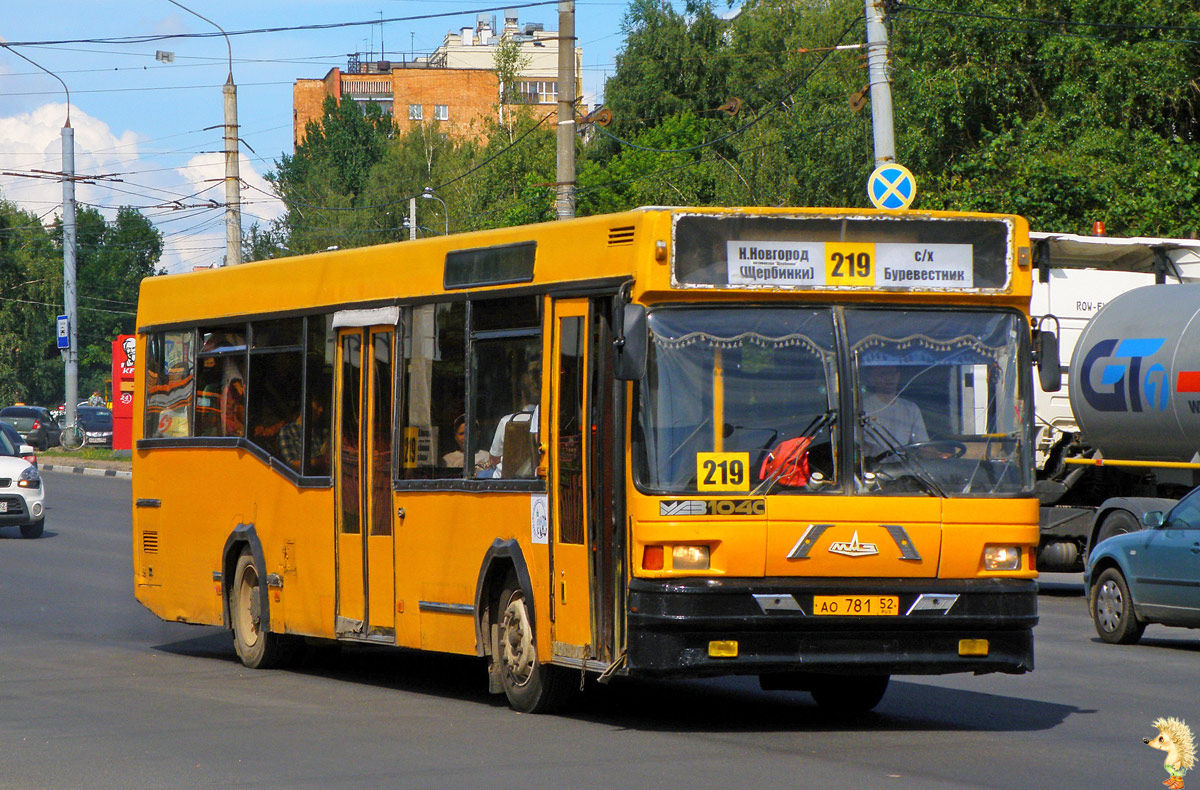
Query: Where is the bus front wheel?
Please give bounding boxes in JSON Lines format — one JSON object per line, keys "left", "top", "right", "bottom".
{"left": 496, "top": 575, "right": 571, "bottom": 713}
{"left": 808, "top": 674, "right": 889, "bottom": 714}
{"left": 230, "top": 550, "right": 296, "bottom": 669}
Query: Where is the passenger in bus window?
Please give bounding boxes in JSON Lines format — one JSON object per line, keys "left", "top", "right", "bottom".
{"left": 279, "top": 402, "right": 304, "bottom": 471}
{"left": 443, "top": 414, "right": 489, "bottom": 474}
{"left": 861, "top": 363, "right": 928, "bottom": 458}
{"left": 483, "top": 362, "right": 541, "bottom": 478}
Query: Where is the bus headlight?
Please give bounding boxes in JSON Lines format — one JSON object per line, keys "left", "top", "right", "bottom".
{"left": 672, "top": 545, "right": 710, "bottom": 570}
{"left": 983, "top": 546, "right": 1021, "bottom": 571}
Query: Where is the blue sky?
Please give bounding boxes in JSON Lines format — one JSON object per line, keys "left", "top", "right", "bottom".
{"left": 0, "top": 1, "right": 662, "bottom": 272}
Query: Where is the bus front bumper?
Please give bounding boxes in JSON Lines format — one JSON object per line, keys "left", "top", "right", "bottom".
{"left": 625, "top": 576, "right": 1037, "bottom": 678}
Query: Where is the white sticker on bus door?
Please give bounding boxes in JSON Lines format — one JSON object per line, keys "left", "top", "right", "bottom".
{"left": 876, "top": 243, "right": 974, "bottom": 288}
{"left": 726, "top": 241, "right": 824, "bottom": 286}
{"left": 531, "top": 494, "right": 549, "bottom": 544}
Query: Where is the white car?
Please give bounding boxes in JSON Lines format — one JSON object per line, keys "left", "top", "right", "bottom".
{"left": 0, "top": 452, "right": 45, "bottom": 539}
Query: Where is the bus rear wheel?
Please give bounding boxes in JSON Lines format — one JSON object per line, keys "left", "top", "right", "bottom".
{"left": 230, "top": 550, "right": 296, "bottom": 669}
{"left": 496, "top": 575, "right": 571, "bottom": 713}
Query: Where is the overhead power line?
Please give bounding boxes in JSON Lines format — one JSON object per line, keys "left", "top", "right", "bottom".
{"left": 2, "top": 2, "right": 559, "bottom": 47}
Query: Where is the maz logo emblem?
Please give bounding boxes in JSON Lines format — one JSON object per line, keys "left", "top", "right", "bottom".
{"left": 827, "top": 531, "right": 879, "bottom": 557}
{"left": 787, "top": 524, "right": 920, "bottom": 561}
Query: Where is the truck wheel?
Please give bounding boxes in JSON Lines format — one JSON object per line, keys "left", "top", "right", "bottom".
{"left": 1096, "top": 510, "right": 1138, "bottom": 546}
{"left": 495, "top": 573, "right": 571, "bottom": 713}
{"left": 230, "top": 550, "right": 297, "bottom": 669}
{"left": 809, "top": 674, "right": 889, "bottom": 714}
{"left": 1090, "top": 567, "right": 1144, "bottom": 645}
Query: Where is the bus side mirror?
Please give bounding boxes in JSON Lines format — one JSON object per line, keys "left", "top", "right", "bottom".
{"left": 613, "top": 304, "right": 647, "bottom": 381}
{"left": 1035, "top": 330, "right": 1061, "bottom": 393}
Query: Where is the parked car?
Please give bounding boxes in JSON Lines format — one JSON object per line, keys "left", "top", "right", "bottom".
{"left": 0, "top": 405, "right": 61, "bottom": 450}
{"left": 76, "top": 406, "right": 114, "bottom": 448}
{"left": 0, "top": 422, "right": 37, "bottom": 467}
{"left": 1086, "top": 487, "right": 1200, "bottom": 643}
{"left": 0, "top": 427, "right": 45, "bottom": 538}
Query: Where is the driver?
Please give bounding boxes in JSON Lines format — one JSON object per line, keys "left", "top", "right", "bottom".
{"left": 860, "top": 363, "right": 929, "bottom": 458}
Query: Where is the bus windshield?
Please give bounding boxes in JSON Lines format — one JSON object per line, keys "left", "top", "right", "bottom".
{"left": 848, "top": 308, "right": 1032, "bottom": 497}
{"left": 635, "top": 307, "right": 840, "bottom": 493}
{"left": 634, "top": 306, "right": 1032, "bottom": 497}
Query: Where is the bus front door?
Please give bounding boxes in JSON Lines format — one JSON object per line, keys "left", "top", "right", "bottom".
{"left": 334, "top": 326, "right": 396, "bottom": 642}
{"left": 549, "top": 300, "right": 594, "bottom": 660}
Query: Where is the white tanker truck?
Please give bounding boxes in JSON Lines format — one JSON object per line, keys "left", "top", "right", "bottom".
{"left": 1032, "top": 232, "right": 1200, "bottom": 571}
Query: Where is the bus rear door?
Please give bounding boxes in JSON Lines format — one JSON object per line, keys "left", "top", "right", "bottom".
{"left": 335, "top": 325, "right": 396, "bottom": 642}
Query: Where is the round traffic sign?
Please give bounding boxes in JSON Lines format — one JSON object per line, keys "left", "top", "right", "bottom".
{"left": 867, "top": 163, "right": 917, "bottom": 210}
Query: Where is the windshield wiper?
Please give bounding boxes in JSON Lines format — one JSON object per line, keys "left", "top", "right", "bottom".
{"left": 859, "top": 413, "right": 946, "bottom": 497}
{"left": 754, "top": 409, "right": 837, "bottom": 495}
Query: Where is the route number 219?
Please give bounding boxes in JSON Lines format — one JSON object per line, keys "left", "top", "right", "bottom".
{"left": 696, "top": 452, "right": 751, "bottom": 491}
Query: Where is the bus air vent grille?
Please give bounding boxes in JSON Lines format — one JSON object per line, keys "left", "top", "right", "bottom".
{"left": 142, "top": 531, "right": 159, "bottom": 554}
{"left": 608, "top": 226, "right": 636, "bottom": 246}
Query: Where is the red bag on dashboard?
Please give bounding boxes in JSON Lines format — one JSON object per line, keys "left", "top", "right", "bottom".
{"left": 759, "top": 437, "right": 812, "bottom": 487}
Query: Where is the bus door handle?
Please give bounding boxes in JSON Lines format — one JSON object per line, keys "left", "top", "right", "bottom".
{"left": 397, "top": 507, "right": 406, "bottom": 519}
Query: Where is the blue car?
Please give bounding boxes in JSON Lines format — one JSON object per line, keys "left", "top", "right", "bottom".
{"left": 1085, "top": 488, "right": 1200, "bottom": 644}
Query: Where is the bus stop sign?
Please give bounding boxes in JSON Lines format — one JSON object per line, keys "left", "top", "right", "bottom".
{"left": 868, "top": 163, "right": 917, "bottom": 210}
{"left": 56, "top": 315, "right": 69, "bottom": 349}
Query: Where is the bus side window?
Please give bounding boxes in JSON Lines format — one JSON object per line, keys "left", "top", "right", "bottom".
{"left": 195, "top": 326, "right": 246, "bottom": 438}
{"left": 144, "top": 330, "right": 196, "bottom": 439}
{"left": 471, "top": 295, "right": 541, "bottom": 480}
{"left": 400, "top": 303, "right": 465, "bottom": 480}
{"left": 246, "top": 319, "right": 304, "bottom": 468}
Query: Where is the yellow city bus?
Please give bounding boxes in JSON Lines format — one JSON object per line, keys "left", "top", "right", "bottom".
{"left": 133, "top": 206, "right": 1044, "bottom": 714}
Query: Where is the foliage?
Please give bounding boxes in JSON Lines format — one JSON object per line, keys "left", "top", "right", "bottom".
{"left": 260, "top": 0, "right": 1200, "bottom": 250}
{"left": 0, "top": 198, "right": 160, "bottom": 407}
{"left": 267, "top": 96, "right": 397, "bottom": 253}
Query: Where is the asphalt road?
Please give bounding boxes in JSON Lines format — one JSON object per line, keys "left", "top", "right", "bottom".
{"left": 1, "top": 471, "right": 1197, "bottom": 789}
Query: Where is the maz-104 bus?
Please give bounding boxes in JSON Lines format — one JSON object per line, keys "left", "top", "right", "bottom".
{"left": 133, "top": 206, "right": 1050, "bottom": 714}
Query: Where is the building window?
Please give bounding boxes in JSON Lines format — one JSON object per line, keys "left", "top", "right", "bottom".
{"left": 434, "top": 104, "right": 449, "bottom": 121}
{"left": 409, "top": 104, "right": 423, "bottom": 120}
{"left": 516, "top": 80, "right": 557, "bottom": 104}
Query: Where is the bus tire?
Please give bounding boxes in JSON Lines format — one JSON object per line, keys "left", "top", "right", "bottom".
{"left": 230, "top": 550, "right": 296, "bottom": 669}
{"left": 496, "top": 574, "right": 570, "bottom": 713}
{"left": 808, "top": 674, "right": 889, "bottom": 714}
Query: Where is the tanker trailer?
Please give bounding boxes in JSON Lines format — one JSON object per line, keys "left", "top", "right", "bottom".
{"left": 1036, "top": 282, "right": 1200, "bottom": 570}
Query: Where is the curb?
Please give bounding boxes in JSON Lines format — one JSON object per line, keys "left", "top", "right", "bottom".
{"left": 41, "top": 463, "right": 132, "bottom": 480}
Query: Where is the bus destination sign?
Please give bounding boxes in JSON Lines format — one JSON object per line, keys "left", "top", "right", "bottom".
{"left": 726, "top": 240, "right": 974, "bottom": 289}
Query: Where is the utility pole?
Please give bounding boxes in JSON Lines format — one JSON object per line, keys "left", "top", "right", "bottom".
{"left": 0, "top": 42, "right": 79, "bottom": 433}
{"left": 555, "top": 1, "right": 576, "bottom": 220}
{"left": 864, "top": 0, "right": 896, "bottom": 166}
{"left": 62, "top": 121, "right": 78, "bottom": 434}
{"left": 409, "top": 197, "right": 417, "bottom": 240}
{"left": 168, "top": 2, "right": 241, "bottom": 264}
{"left": 223, "top": 75, "right": 243, "bottom": 265}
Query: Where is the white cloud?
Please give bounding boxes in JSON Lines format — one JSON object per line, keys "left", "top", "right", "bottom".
{"left": 0, "top": 102, "right": 284, "bottom": 274}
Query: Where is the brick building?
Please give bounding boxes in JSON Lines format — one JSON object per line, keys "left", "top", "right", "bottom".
{"left": 292, "top": 11, "right": 582, "bottom": 148}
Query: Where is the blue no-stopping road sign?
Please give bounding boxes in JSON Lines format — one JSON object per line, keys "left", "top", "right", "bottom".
{"left": 868, "top": 163, "right": 917, "bottom": 210}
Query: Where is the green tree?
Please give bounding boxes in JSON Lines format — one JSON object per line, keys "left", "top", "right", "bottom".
{"left": 268, "top": 97, "right": 396, "bottom": 253}
{"left": 0, "top": 199, "right": 61, "bottom": 407}
{"left": 56, "top": 206, "right": 163, "bottom": 399}
{"left": 600, "top": 0, "right": 733, "bottom": 155}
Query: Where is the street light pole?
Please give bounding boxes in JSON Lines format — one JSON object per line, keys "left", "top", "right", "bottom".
{"left": 421, "top": 188, "right": 449, "bottom": 235}
{"left": 0, "top": 42, "right": 79, "bottom": 434}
